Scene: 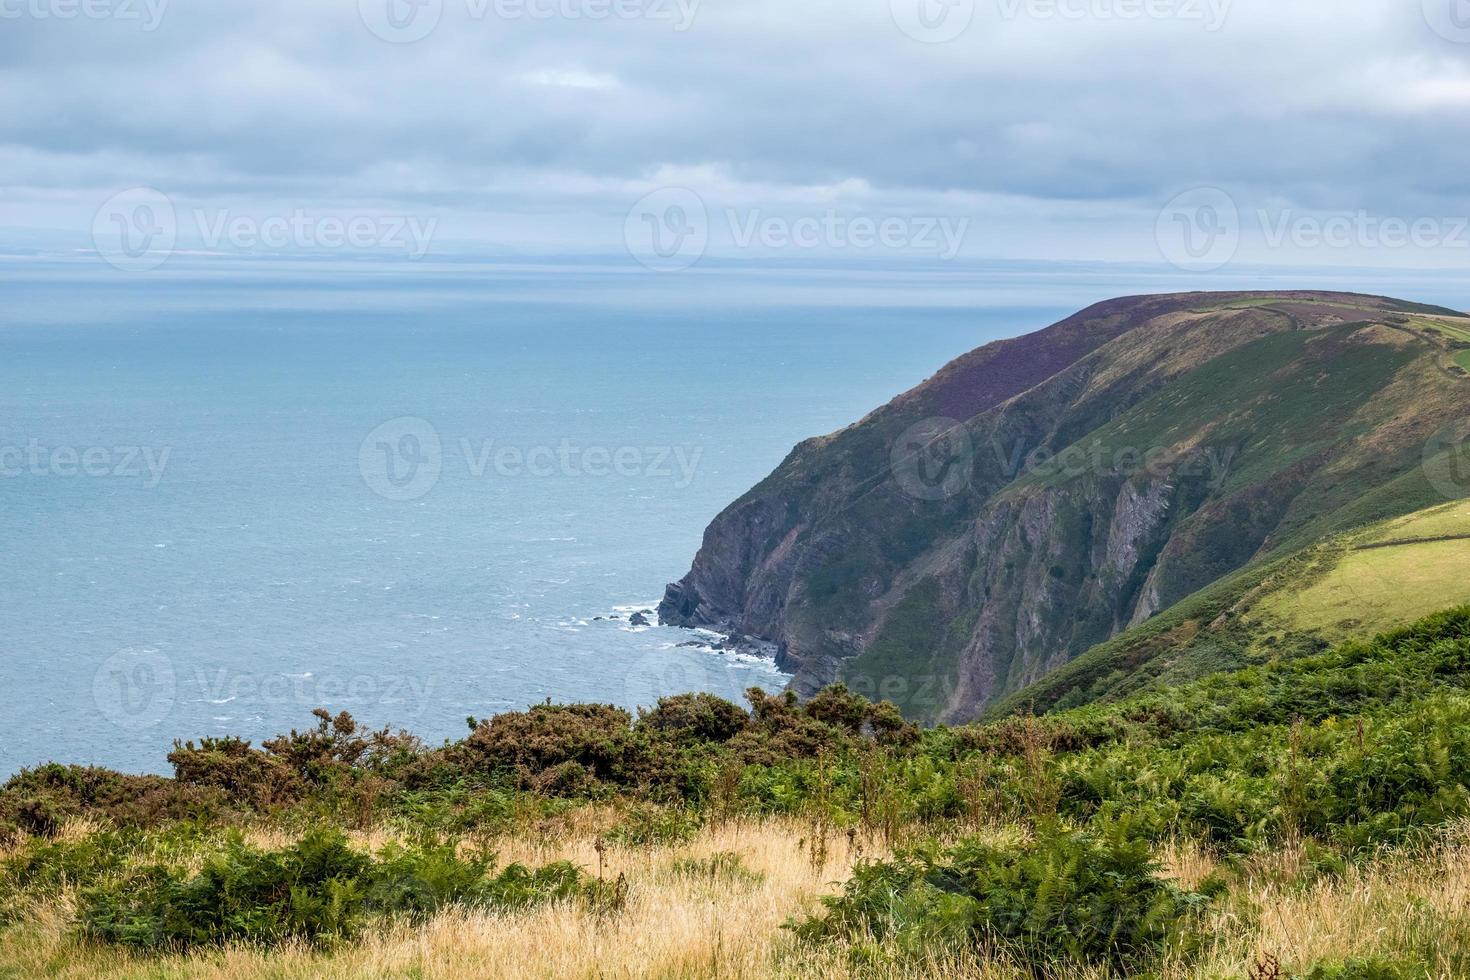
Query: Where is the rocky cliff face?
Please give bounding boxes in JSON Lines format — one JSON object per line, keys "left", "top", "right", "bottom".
{"left": 661, "top": 292, "right": 1470, "bottom": 722}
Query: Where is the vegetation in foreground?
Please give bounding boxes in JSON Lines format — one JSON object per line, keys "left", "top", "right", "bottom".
{"left": 5, "top": 608, "right": 1470, "bottom": 977}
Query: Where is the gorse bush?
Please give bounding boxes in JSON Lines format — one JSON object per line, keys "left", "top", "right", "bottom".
{"left": 0, "top": 763, "right": 227, "bottom": 835}
{"left": 261, "top": 709, "right": 424, "bottom": 780}
{"left": 78, "top": 827, "right": 605, "bottom": 951}
{"left": 3, "top": 608, "right": 1470, "bottom": 963}
{"left": 636, "top": 692, "right": 749, "bottom": 742}
{"left": 167, "top": 736, "right": 302, "bottom": 811}
{"left": 456, "top": 703, "right": 635, "bottom": 781}
{"left": 794, "top": 819, "right": 1215, "bottom": 973}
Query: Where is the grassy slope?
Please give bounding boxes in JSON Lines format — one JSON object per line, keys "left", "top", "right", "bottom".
{"left": 994, "top": 498, "right": 1470, "bottom": 716}
{"left": 1253, "top": 500, "right": 1470, "bottom": 640}
{"left": 3, "top": 817, "right": 1467, "bottom": 978}
{"left": 0, "top": 816, "right": 873, "bottom": 980}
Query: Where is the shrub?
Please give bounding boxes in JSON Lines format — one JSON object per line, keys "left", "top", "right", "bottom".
{"left": 636, "top": 693, "right": 748, "bottom": 742}
{"left": 802, "top": 684, "right": 871, "bottom": 732}
{"left": 793, "top": 820, "right": 1215, "bottom": 974}
{"left": 80, "top": 827, "right": 373, "bottom": 949}
{"left": 262, "top": 709, "right": 425, "bottom": 786}
{"left": 1, "top": 830, "right": 142, "bottom": 921}
{"left": 168, "top": 737, "right": 302, "bottom": 811}
{"left": 532, "top": 761, "right": 599, "bottom": 797}
{"left": 864, "top": 699, "right": 919, "bottom": 745}
{"left": 803, "top": 684, "right": 917, "bottom": 745}
{"left": 0, "top": 764, "right": 226, "bottom": 831}
{"left": 731, "top": 688, "right": 851, "bottom": 764}
{"left": 456, "top": 703, "right": 634, "bottom": 783}
{"left": 12, "top": 797, "right": 62, "bottom": 840}
{"left": 78, "top": 827, "right": 602, "bottom": 951}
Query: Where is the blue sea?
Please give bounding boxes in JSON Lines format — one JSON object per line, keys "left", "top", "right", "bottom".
{"left": 4, "top": 256, "right": 1468, "bottom": 775}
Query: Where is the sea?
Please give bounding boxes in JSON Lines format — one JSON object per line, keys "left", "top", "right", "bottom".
{"left": 4, "top": 254, "right": 1468, "bottom": 775}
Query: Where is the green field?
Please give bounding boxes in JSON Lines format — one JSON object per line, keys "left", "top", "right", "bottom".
{"left": 996, "top": 498, "right": 1470, "bottom": 715}
{"left": 1410, "top": 316, "right": 1470, "bottom": 344}
{"left": 1250, "top": 500, "right": 1470, "bottom": 641}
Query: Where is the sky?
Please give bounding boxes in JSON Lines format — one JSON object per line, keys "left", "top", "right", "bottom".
{"left": 3, "top": 0, "right": 1470, "bottom": 271}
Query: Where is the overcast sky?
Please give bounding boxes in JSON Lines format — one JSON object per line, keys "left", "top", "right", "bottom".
{"left": 4, "top": 0, "right": 1470, "bottom": 269}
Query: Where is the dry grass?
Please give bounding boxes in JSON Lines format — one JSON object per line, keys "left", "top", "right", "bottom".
{"left": 2, "top": 818, "right": 1467, "bottom": 979}
{"left": 1209, "top": 828, "right": 1470, "bottom": 978}
{"left": 1158, "top": 837, "right": 1221, "bottom": 893}
{"left": 0, "top": 816, "right": 877, "bottom": 980}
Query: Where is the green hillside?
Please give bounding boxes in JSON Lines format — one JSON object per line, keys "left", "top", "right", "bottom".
{"left": 663, "top": 291, "right": 1470, "bottom": 722}
{"left": 1253, "top": 501, "right": 1470, "bottom": 639}
{"left": 995, "top": 499, "right": 1470, "bottom": 716}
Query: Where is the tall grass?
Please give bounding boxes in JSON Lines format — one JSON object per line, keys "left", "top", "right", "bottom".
{"left": 1, "top": 816, "right": 1467, "bottom": 978}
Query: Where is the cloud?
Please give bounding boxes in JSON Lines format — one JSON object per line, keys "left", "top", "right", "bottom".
{"left": 520, "top": 68, "right": 621, "bottom": 89}
{"left": 2, "top": 0, "right": 1470, "bottom": 265}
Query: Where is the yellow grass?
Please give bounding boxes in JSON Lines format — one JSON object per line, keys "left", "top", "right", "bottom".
{"left": 0, "top": 816, "right": 874, "bottom": 980}
{"left": 1199, "top": 827, "right": 1470, "bottom": 979}
{"left": 3, "top": 817, "right": 1468, "bottom": 979}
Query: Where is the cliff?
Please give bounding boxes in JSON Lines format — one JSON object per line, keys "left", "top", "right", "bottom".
{"left": 661, "top": 291, "right": 1470, "bottom": 721}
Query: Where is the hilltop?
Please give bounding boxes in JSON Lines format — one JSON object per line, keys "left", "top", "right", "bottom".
{"left": 660, "top": 291, "right": 1470, "bottom": 721}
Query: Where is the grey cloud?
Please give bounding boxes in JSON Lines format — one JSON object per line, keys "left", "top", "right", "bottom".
{"left": 2, "top": 0, "right": 1469, "bottom": 262}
